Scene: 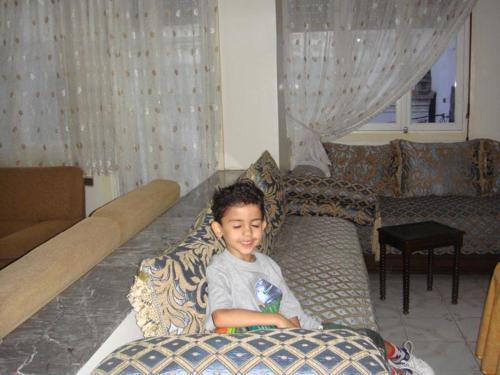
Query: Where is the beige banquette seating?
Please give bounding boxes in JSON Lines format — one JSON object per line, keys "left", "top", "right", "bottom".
{"left": 0, "top": 178, "right": 180, "bottom": 338}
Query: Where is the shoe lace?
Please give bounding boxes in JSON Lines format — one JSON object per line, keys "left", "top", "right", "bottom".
{"left": 402, "top": 340, "right": 414, "bottom": 357}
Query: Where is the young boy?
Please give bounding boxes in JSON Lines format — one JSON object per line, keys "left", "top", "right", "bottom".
{"left": 205, "top": 180, "right": 434, "bottom": 375}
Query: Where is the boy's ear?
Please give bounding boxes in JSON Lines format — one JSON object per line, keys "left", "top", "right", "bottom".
{"left": 262, "top": 219, "right": 267, "bottom": 230}
{"left": 210, "top": 221, "right": 223, "bottom": 239}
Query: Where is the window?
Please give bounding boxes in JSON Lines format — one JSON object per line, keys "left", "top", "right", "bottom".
{"left": 359, "top": 20, "right": 470, "bottom": 133}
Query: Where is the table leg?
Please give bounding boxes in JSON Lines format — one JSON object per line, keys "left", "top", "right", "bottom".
{"left": 380, "top": 243, "right": 386, "bottom": 300}
{"left": 403, "top": 249, "right": 410, "bottom": 314}
{"left": 427, "top": 248, "right": 433, "bottom": 291}
{"left": 452, "top": 243, "right": 460, "bottom": 304}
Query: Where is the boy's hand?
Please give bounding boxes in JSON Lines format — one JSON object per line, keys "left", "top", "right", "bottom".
{"left": 274, "top": 314, "right": 300, "bottom": 328}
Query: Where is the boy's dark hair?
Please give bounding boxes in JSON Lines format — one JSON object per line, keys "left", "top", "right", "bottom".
{"left": 211, "top": 180, "right": 265, "bottom": 223}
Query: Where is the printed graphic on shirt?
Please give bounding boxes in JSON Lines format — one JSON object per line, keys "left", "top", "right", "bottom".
{"left": 255, "top": 278, "right": 282, "bottom": 313}
{"left": 215, "top": 278, "right": 282, "bottom": 334}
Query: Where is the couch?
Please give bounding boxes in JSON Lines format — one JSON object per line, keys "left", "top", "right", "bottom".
{"left": 319, "top": 139, "right": 500, "bottom": 272}
{"left": 0, "top": 179, "right": 180, "bottom": 339}
{"left": 0, "top": 167, "right": 85, "bottom": 269}
{"left": 93, "top": 151, "right": 390, "bottom": 375}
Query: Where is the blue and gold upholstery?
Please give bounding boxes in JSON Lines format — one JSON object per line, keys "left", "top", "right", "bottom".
{"left": 323, "top": 142, "right": 397, "bottom": 197}
{"left": 240, "top": 150, "right": 286, "bottom": 255}
{"left": 121, "top": 150, "right": 386, "bottom": 375}
{"left": 93, "top": 328, "right": 389, "bottom": 375}
{"left": 274, "top": 216, "right": 378, "bottom": 331}
{"left": 284, "top": 175, "right": 377, "bottom": 225}
{"left": 393, "top": 139, "right": 482, "bottom": 197}
{"left": 484, "top": 139, "right": 500, "bottom": 195}
{"left": 128, "top": 206, "right": 225, "bottom": 337}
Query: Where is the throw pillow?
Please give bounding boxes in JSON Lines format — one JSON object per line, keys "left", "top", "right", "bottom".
{"left": 239, "top": 151, "right": 286, "bottom": 255}
{"left": 291, "top": 164, "right": 326, "bottom": 177}
{"left": 128, "top": 205, "right": 225, "bottom": 337}
{"left": 323, "top": 142, "right": 397, "bottom": 196}
{"left": 284, "top": 175, "right": 377, "bottom": 225}
{"left": 484, "top": 139, "right": 500, "bottom": 194}
{"left": 395, "top": 139, "right": 481, "bottom": 197}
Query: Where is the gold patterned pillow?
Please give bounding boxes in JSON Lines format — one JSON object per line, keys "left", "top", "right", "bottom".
{"left": 323, "top": 142, "right": 397, "bottom": 197}
{"left": 394, "top": 139, "right": 481, "bottom": 197}
{"left": 128, "top": 206, "right": 225, "bottom": 337}
{"left": 239, "top": 151, "right": 285, "bottom": 255}
{"left": 483, "top": 139, "right": 500, "bottom": 195}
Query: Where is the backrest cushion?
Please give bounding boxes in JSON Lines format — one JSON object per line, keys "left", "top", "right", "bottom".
{"left": 129, "top": 206, "right": 225, "bottom": 337}
{"left": 323, "top": 143, "right": 396, "bottom": 196}
{"left": 483, "top": 139, "right": 500, "bottom": 194}
{"left": 394, "top": 139, "right": 481, "bottom": 197}
{"left": 290, "top": 165, "right": 326, "bottom": 177}
{"left": 0, "top": 167, "right": 84, "bottom": 222}
{"left": 238, "top": 151, "right": 285, "bottom": 255}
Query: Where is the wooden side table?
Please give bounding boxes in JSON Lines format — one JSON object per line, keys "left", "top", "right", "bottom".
{"left": 378, "top": 220, "right": 465, "bottom": 314}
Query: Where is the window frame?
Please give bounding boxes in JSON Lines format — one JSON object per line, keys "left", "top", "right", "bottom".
{"left": 356, "top": 19, "right": 470, "bottom": 134}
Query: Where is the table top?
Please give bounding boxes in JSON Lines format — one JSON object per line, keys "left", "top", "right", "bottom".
{"left": 378, "top": 220, "right": 465, "bottom": 242}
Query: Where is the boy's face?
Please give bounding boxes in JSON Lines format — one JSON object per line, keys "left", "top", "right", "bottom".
{"left": 211, "top": 203, "right": 266, "bottom": 262}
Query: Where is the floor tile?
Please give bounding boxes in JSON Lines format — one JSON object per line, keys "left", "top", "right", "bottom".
{"left": 375, "top": 316, "right": 407, "bottom": 343}
{"left": 403, "top": 317, "right": 463, "bottom": 341}
{"left": 409, "top": 340, "right": 480, "bottom": 372}
{"left": 439, "top": 370, "right": 483, "bottom": 375}
{"left": 446, "top": 294, "right": 487, "bottom": 319}
{"left": 455, "top": 317, "right": 482, "bottom": 342}
{"left": 371, "top": 298, "right": 402, "bottom": 319}
{"left": 370, "top": 273, "right": 485, "bottom": 374}
{"left": 467, "top": 341, "right": 480, "bottom": 362}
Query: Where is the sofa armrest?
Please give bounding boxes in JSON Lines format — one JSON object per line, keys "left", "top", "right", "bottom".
{"left": 93, "top": 328, "right": 390, "bottom": 374}
{"left": 92, "top": 179, "right": 180, "bottom": 245}
{"left": 0, "top": 219, "right": 80, "bottom": 267}
{"left": 0, "top": 217, "right": 121, "bottom": 338}
{"left": 284, "top": 175, "right": 377, "bottom": 225}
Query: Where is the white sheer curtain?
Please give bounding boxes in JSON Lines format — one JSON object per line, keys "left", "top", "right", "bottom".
{"left": 0, "top": 0, "right": 221, "bottom": 194}
{"left": 281, "top": 0, "right": 477, "bottom": 174}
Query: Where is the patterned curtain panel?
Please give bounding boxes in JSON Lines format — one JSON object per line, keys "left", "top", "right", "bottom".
{"left": 281, "top": 0, "right": 477, "bottom": 174}
{"left": 0, "top": 0, "right": 221, "bottom": 194}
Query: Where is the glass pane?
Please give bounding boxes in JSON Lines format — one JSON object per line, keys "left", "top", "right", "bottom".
{"left": 369, "top": 103, "right": 396, "bottom": 123}
{"left": 411, "top": 37, "right": 457, "bottom": 124}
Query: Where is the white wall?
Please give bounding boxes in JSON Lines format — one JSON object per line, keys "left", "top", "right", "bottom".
{"left": 218, "top": 0, "right": 499, "bottom": 154}
{"left": 84, "top": 174, "right": 120, "bottom": 216}
{"left": 470, "top": 0, "right": 500, "bottom": 141}
{"left": 218, "top": 0, "right": 280, "bottom": 169}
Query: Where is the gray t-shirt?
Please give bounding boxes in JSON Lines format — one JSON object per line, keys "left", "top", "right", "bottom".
{"left": 205, "top": 250, "right": 321, "bottom": 332}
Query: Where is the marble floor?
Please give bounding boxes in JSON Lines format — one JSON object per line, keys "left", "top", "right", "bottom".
{"left": 369, "top": 271, "right": 491, "bottom": 375}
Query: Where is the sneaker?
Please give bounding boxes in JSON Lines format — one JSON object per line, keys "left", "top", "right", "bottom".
{"left": 389, "top": 341, "right": 435, "bottom": 375}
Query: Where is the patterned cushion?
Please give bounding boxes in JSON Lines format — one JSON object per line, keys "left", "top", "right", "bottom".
{"left": 393, "top": 139, "right": 481, "bottom": 197}
{"left": 484, "top": 139, "right": 500, "bottom": 195}
{"left": 92, "top": 328, "right": 389, "bottom": 375}
{"left": 273, "top": 216, "right": 378, "bottom": 331}
{"left": 128, "top": 206, "right": 225, "bottom": 337}
{"left": 284, "top": 175, "right": 377, "bottom": 225}
{"left": 291, "top": 165, "right": 326, "bottom": 177}
{"left": 239, "top": 151, "right": 286, "bottom": 255}
{"left": 323, "top": 142, "right": 397, "bottom": 197}
{"left": 377, "top": 195, "right": 500, "bottom": 255}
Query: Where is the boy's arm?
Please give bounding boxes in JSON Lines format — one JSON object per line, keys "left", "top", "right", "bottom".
{"left": 289, "top": 316, "right": 300, "bottom": 328}
{"left": 213, "top": 308, "right": 299, "bottom": 329}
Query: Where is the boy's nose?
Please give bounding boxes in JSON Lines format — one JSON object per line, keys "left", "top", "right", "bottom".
{"left": 242, "top": 225, "right": 252, "bottom": 236}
